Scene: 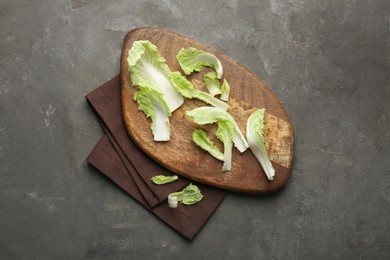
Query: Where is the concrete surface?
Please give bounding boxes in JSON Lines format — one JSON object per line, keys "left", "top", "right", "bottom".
{"left": 1, "top": 0, "right": 389, "bottom": 259}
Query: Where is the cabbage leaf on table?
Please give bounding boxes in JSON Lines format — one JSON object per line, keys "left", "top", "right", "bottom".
{"left": 176, "top": 47, "right": 223, "bottom": 79}
{"left": 204, "top": 71, "right": 222, "bottom": 97}
{"left": 220, "top": 79, "right": 231, "bottom": 102}
{"left": 187, "top": 107, "right": 249, "bottom": 171}
{"left": 127, "top": 40, "right": 184, "bottom": 113}
{"left": 169, "top": 71, "right": 229, "bottom": 111}
{"left": 192, "top": 129, "right": 224, "bottom": 162}
{"left": 246, "top": 108, "right": 275, "bottom": 181}
{"left": 133, "top": 87, "right": 171, "bottom": 141}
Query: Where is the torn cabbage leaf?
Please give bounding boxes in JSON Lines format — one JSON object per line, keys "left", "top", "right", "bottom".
{"left": 192, "top": 129, "right": 224, "bottom": 161}
{"left": 127, "top": 40, "right": 184, "bottom": 112}
{"left": 168, "top": 183, "right": 203, "bottom": 208}
{"left": 176, "top": 47, "right": 223, "bottom": 78}
{"left": 204, "top": 72, "right": 231, "bottom": 101}
{"left": 187, "top": 107, "right": 248, "bottom": 171}
{"left": 204, "top": 72, "right": 221, "bottom": 97}
{"left": 246, "top": 108, "right": 275, "bottom": 181}
{"left": 215, "top": 120, "right": 234, "bottom": 171}
{"left": 133, "top": 87, "right": 171, "bottom": 141}
{"left": 186, "top": 107, "right": 249, "bottom": 153}
{"left": 220, "top": 79, "right": 231, "bottom": 102}
{"left": 169, "top": 72, "right": 229, "bottom": 111}
{"left": 151, "top": 175, "right": 178, "bottom": 184}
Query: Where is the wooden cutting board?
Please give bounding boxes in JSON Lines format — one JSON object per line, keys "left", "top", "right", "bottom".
{"left": 121, "top": 28, "right": 294, "bottom": 194}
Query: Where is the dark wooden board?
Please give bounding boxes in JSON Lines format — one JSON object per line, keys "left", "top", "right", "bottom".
{"left": 121, "top": 28, "right": 294, "bottom": 194}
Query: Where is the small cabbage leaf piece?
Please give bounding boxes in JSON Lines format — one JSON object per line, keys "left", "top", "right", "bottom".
{"left": 220, "top": 79, "right": 231, "bottom": 102}
{"left": 134, "top": 87, "right": 171, "bottom": 141}
{"left": 176, "top": 47, "right": 223, "bottom": 78}
{"left": 204, "top": 72, "right": 231, "bottom": 101}
{"left": 169, "top": 72, "right": 229, "bottom": 111}
{"left": 215, "top": 120, "right": 234, "bottom": 171}
{"left": 168, "top": 184, "right": 203, "bottom": 208}
{"left": 192, "top": 129, "right": 224, "bottom": 161}
{"left": 127, "top": 40, "right": 184, "bottom": 112}
{"left": 246, "top": 108, "right": 275, "bottom": 181}
{"left": 204, "top": 72, "right": 221, "bottom": 97}
{"left": 187, "top": 107, "right": 248, "bottom": 171}
{"left": 151, "top": 175, "right": 178, "bottom": 184}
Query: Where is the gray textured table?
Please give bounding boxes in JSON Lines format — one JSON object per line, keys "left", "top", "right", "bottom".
{"left": 1, "top": 0, "right": 389, "bottom": 259}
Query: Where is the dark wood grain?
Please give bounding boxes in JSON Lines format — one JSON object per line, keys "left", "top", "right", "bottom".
{"left": 121, "top": 28, "right": 294, "bottom": 194}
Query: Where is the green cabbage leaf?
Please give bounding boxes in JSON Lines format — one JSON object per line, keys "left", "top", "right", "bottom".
{"left": 128, "top": 40, "right": 184, "bottom": 112}
{"left": 187, "top": 107, "right": 249, "bottom": 171}
{"left": 204, "top": 72, "right": 221, "bottom": 97}
{"left": 168, "top": 184, "right": 203, "bottom": 208}
{"left": 169, "top": 72, "right": 229, "bottom": 111}
{"left": 133, "top": 87, "right": 171, "bottom": 141}
{"left": 151, "top": 175, "right": 179, "bottom": 184}
{"left": 246, "top": 109, "right": 275, "bottom": 180}
{"left": 186, "top": 107, "right": 248, "bottom": 152}
{"left": 176, "top": 47, "right": 223, "bottom": 78}
{"left": 220, "top": 79, "right": 231, "bottom": 102}
{"left": 192, "top": 129, "right": 224, "bottom": 161}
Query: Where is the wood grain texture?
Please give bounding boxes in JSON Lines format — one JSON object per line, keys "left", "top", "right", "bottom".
{"left": 121, "top": 28, "right": 294, "bottom": 194}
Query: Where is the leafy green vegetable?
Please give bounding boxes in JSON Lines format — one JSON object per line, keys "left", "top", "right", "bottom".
{"left": 133, "top": 87, "right": 171, "bottom": 141}
{"left": 169, "top": 71, "right": 229, "bottom": 111}
{"left": 168, "top": 184, "right": 203, "bottom": 208}
{"left": 186, "top": 107, "right": 249, "bottom": 153}
{"left": 204, "top": 72, "right": 231, "bottom": 101}
{"left": 246, "top": 109, "right": 275, "bottom": 181}
{"left": 192, "top": 129, "right": 224, "bottom": 161}
{"left": 151, "top": 175, "right": 179, "bottom": 184}
{"left": 187, "top": 107, "right": 249, "bottom": 171}
{"left": 220, "top": 79, "right": 231, "bottom": 102}
{"left": 215, "top": 120, "right": 234, "bottom": 171}
{"left": 127, "top": 40, "right": 184, "bottom": 112}
{"left": 204, "top": 72, "right": 221, "bottom": 97}
{"left": 176, "top": 47, "right": 223, "bottom": 78}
